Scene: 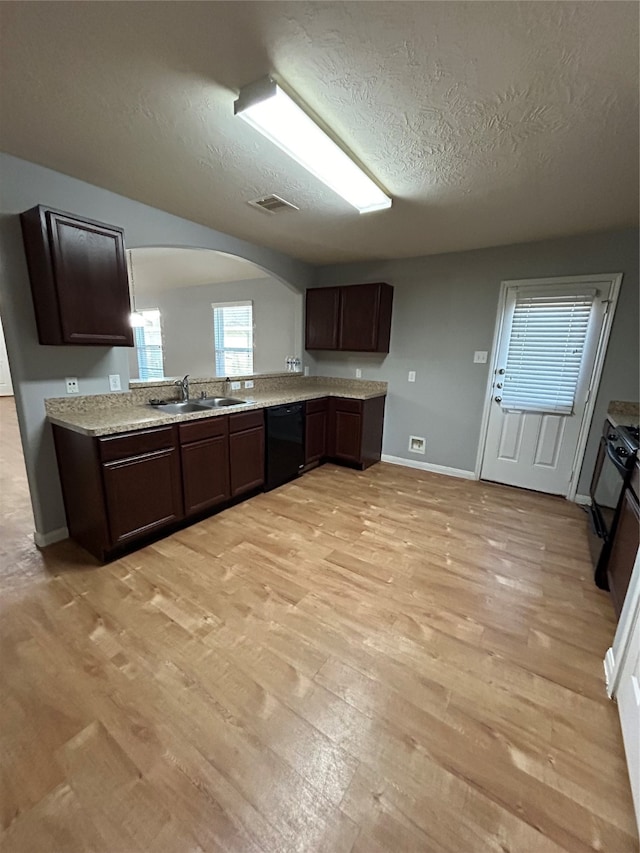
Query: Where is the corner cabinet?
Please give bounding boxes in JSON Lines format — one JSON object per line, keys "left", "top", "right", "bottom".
{"left": 305, "top": 282, "right": 393, "bottom": 353}
{"left": 20, "top": 205, "right": 134, "bottom": 346}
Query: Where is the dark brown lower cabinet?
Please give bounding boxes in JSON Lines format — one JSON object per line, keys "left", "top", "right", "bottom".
{"left": 305, "top": 397, "right": 328, "bottom": 464}
{"left": 103, "top": 448, "right": 183, "bottom": 546}
{"left": 52, "top": 423, "right": 184, "bottom": 560}
{"left": 180, "top": 417, "right": 230, "bottom": 515}
{"left": 328, "top": 396, "right": 385, "bottom": 470}
{"left": 229, "top": 413, "right": 265, "bottom": 497}
{"left": 607, "top": 471, "right": 639, "bottom": 617}
{"left": 53, "top": 397, "right": 383, "bottom": 561}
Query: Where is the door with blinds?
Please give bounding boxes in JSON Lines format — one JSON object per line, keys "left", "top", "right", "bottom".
{"left": 481, "top": 279, "right": 610, "bottom": 495}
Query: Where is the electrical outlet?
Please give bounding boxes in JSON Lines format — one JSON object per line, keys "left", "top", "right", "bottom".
{"left": 409, "top": 435, "right": 425, "bottom": 454}
{"left": 355, "top": 368, "right": 362, "bottom": 379}
{"left": 244, "top": 380, "right": 254, "bottom": 389}
{"left": 304, "top": 366, "right": 309, "bottom": 377}
{"left": 474, "top": 351, "right": 488, "bottom": 364}
{"left": 65, "top": 377, "right": 79, "bottom": 394}
{"left": 408, "top": 370, "right": 416, "bottom": 383}
{"left": 108, "top": 374, "right": 121, "bottom": 392}
{"left": 230, "top": 381, "right": 241, "bottom": 391}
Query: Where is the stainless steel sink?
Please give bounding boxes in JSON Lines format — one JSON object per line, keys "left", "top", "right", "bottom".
{"left": 153, "top": 401, "right": 207, "bottom": 414}
{"left": 193, "top": 397, "right": 248, "bottom": 408}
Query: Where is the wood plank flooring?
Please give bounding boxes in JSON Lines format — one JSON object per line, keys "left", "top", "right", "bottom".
{"left": 0, "top": 397, "right": 637, "bottom": 852}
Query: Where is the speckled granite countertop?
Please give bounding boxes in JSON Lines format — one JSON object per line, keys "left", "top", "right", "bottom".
{"left": 46, "top": 376, "right": 387, "bottom": 437}
{"left": 607, "top": 400, "right": 639, "bottom": 429}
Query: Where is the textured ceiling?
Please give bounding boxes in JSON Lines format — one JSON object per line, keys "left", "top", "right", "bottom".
{"left": 131, "top": 248, "right": 271, "bottom": 293}
{"left": 0, "top": 1, "right": 637, "bottom": 264}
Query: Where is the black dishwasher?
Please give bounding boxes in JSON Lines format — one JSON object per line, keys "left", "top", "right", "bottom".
{"left": 265, "top": 403, "right": 305, "bottom": 491}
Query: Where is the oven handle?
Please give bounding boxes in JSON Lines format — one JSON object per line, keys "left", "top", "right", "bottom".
{"left": 605, "top": 441, "right": 629, "bottom": 477}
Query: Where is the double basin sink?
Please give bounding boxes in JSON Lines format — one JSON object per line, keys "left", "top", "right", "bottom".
{"left": 152, "top": 397, "right": 249, "bottom": 415}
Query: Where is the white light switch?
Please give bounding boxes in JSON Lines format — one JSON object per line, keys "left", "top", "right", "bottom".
{"left": 473, "top": 351, "right": 488, "bottom": 364}
{"left": 108, "top": 374, "right": 121, "bottom": 391}
{"left": 355, "top": 369, "right": 362, "bottom": 379}
{"left": 65, "top": 377, "right": 79, "bottom": 394}
{"left": 408, "top": 370, "right": 416, "bottom": 383}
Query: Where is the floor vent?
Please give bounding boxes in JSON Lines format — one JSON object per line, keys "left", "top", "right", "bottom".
{"left": 247, "top": 194, "right": 299, "bottom": 214}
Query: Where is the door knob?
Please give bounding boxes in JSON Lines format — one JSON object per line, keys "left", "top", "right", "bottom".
{"left": 494, "top": 396, "right": 502, "bottom": 403}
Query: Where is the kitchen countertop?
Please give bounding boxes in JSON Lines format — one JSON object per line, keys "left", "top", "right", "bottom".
{"left": 46, "top": 381, "right": 387, "bottom": 437}
{"left": 607, "top": 400, "right": 639, "bottom": 430}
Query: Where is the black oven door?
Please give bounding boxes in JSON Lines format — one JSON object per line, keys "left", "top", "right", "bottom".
{"left": 589, "top": 436, "right": 629, "bottom": 588}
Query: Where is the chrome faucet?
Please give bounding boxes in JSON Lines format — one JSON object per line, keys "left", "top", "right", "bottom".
{"left": 174, "top": 374, "right": 190, "bottom": 402}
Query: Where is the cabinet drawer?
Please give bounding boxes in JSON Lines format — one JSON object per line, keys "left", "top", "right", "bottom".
{"left": 229, "top": 410, "right": 264, "bottom": 434}
{"left": 331, "top": 397, "right": 362, "bottom": 414}
{"left": 179, "top": 415, "right": 228, "bottom": 444}
{"left": 98, "top": 426, "right": 176, "bottom": 462}
{"left": 306, "top": 397, "right": 328, "bottom": 414}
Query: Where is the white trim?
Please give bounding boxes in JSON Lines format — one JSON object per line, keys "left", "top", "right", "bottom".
{"left": 604, "top": 647, "right": 616, "bottom": 698}
{"left": 381, "top": 454, "right": 476, "bottom": 480}
{"left": 33, "top": 526, "right": 68, "bottom": 548}
{"left": 574, "top": 493, "right": 592, "bottom": 506}
{"left": 474, "top": 272, "right": 623, "bottom": 499}
{"left": 606, "top": 549, "right": 640, "bottom": 697}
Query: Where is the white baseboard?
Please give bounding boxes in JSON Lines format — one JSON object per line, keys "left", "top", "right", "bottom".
{"left": 33, "top": 526, "right": 68, "bottom": 548}
{"left": 604, "top": 647, "right": 616, "bottom": 698}
{"left": 574, "top": 493, "right": 592, "bottom": 506}
{"left": 381, "top": 454, "right": 476, "bottom": 480}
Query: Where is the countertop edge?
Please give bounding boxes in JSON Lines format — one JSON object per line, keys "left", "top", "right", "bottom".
{"left": 48, "top": 390, "right": 387, "bottom": 437}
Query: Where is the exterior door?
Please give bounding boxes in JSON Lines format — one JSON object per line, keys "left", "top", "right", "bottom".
{"left": 481, "top": 277, "right": 611, "bottom": 495}
{"left": 0, "top": 314, "right": 13, "bottom": 396}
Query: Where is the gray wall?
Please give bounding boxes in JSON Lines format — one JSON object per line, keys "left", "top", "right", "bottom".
{"left": 130, "top": 276, "right": 302, "bottom": 380}
{"left": 0, "top": 153, "right": 312, "bottom": 538}
{"left": 309, "top": 229, "right": 639, "bottom": 493}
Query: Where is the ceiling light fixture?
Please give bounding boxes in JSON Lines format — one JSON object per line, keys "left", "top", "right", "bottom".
{"left": 234, "top": 77, "right": 392, "bottom": 214}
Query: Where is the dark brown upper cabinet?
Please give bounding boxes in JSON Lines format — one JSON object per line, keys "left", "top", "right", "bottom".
{"left": 305, "top": 287, "right": 340, "bottom": 350}
{"left": 20, "top": 205, "right": 134, "bottom": 346}
{"left": 305, "top": 282, "right": 393, "bottom": 353}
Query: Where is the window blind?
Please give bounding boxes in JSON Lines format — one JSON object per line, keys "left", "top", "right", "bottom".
{"left": 213, "top": 302, "right": 254, "bottom": 376}
{"left": 134, "top": 310, "right": 164, "bottom": 380}
{"left": 501, "top": 290, "right": 595, "bottom": 414}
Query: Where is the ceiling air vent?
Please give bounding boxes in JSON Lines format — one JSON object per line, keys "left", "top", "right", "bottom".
{"left": 247, "top": 194, "right": 299, "bottom": 214}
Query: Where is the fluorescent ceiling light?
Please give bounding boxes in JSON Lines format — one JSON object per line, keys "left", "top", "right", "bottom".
{"left": 234, "top": 77, "right": 392, "bottom": 214}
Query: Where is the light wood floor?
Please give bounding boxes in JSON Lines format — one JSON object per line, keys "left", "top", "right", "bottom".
{"left": 0, "top": 397, "right": 637, "bottom": 852}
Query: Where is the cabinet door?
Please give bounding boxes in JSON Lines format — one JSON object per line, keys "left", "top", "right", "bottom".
{"left": 48, "top": 210, "right": 133, "bottom": 346}
{"left": 181, "top": 435, "right": 230, "bottom": 516}
{"left": 306, "top": 287, "right": 340, "bottom": 350}
{"left": 102, "top": 448, "right": 183, "bottom": 546}
{"left": 329, "top": 400, "right": 364, "bottom": 464}
{"left": 229, "top": 427, "right": 265, "bottom": 497}
{"left": 608, "top": 487, "right": 640, "bottom": 617}
{"left": 338, "top": 283, "right": 381, "bottom": 351}
{"left": 305, "top": 409, "right": 327, "bottom": 464}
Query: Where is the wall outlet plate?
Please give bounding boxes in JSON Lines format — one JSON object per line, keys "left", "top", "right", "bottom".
{"left": 304, "top": 366, "right": 309, "bottom": 377}
{"left": 108, "top": 374, "right": 121, "bottom": 392}
{"left": 474, "top": 351, "right": 488, "bottom": 363}
{"left": 230, "top": 381, "right": 242, "bottom": 391}
{"left": 355, "top": 368, "right": 362, "bottom": 378}
{"left": 409, "top": 435, "right": 426, "bottom": 454}
{"left": 408, "top": 370, "right": 416, "bottom": 383}
{"left": 65, "top": 377, "right": 79, "bottom": 394}
{"left": 244, "top": 380, "right": 254, "bottom": 389}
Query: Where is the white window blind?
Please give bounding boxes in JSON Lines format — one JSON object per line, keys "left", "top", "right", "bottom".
{"left": 213, "top": 301, "right": 254, "bottom": 376}
{"left": 501, "top": 289, "right": 596, "bottom": 414}
{"left": 134, "top": 309, "right": 164, "bottom": 380}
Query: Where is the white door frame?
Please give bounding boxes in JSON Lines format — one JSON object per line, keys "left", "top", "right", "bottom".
{"left": 474, "top": 273, "right": 622, "bottom": 500}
